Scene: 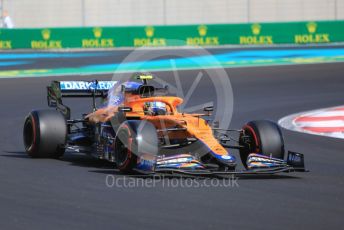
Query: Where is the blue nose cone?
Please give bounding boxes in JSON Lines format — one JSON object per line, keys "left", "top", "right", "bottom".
{"left": 219, "top": 154, "right": 236, "bottom": 163}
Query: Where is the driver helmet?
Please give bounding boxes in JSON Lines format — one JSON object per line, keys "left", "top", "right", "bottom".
{"left": 144, "top": 101, "right": 167, "bottom": 115}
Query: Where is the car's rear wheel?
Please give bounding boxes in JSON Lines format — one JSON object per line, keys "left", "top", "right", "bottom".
{"left": 23, "top": 110, "right": 67, "bottom": 158}
{"left": 239, "top": 120, "right": 284, "bottom": 168}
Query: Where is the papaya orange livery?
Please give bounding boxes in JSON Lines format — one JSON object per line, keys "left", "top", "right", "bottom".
{"left": 23, "top": 73, "right": 307, "bottom": 176}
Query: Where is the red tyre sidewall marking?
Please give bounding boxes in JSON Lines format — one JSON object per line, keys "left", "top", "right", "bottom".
{"left": 28, "top": 115, "right": 37, "bottom": 153}
{"left": 244, "top": 125, "right": 260, "bottom": 153}
{"left": 118, "top": 124, "right": 133, "bottom": 170}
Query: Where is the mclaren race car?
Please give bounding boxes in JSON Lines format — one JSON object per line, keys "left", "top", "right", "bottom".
{"left": 23, "top": 74, "right": 306, "bottom": 176}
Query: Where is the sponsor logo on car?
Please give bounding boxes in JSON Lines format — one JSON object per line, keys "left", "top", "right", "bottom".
{"left": 60, "top": 81, "right": 117, "bottom": 90}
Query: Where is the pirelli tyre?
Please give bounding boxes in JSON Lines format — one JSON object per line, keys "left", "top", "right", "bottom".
{"left": 23, "top": 110, "right": 67, "bottom": 158}
{"left": 114, "top": 120, "right": 158, "bottom": 173}
{"left": 239, "top": 120, "right": 285, "bottom": 168}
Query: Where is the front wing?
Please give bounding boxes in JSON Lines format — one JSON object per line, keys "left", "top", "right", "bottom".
{"left": 135, "top": 151, "right": 307, "bottom": 177}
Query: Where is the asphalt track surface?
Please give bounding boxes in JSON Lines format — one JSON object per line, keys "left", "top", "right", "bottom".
{"left": 0, "top": 48, "right": 344, "bottom": 230}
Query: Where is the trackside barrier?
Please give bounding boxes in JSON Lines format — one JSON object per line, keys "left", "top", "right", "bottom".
{"left": 0, "top": 21, "right": 343, "bottom": 49}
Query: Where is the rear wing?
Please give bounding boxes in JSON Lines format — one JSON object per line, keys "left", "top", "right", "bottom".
{"left": 48, "top": 80, "right": 117, "bottom": 98}
{"left": 47, "top": 80, "right": 117, "bottom": 119}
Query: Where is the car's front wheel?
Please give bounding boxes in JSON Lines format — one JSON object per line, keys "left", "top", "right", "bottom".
{"left": 114, "top": 120, "right": 158, "bottom": 173}
{"left": 239, "top": 120, "right": 285, "bottom": 168}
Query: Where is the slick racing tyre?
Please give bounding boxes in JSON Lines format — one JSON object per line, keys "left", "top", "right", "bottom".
{"left": 114, "top": 120, "right": 158, "bottom": 173}
{"left": 23, "top": 110, "right": 67, "bottom": 158}
{"left": 239, "top": 120, "right": 285, "bottom": 168}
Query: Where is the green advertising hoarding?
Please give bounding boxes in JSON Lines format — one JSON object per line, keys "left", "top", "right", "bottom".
{"left": 0, "top": 21, "right": 343, "bottom": 49}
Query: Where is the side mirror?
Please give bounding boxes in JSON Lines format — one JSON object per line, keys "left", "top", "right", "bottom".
{"left": 203, "top": 106, "right": 213, "bottom": 112}
{"left": 118, "top": 106, "right": 132, "bottom": 112}
{"left": 47, "top": 97, "right": 57, "bottom": 107}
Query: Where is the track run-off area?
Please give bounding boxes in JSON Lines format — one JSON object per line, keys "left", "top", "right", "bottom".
{"left": 0, "top": 45, "right": 343, "bottom": 78}
{"left": 0, "top": 46, "right": 343, "bottom": 230}
{"left": 279, "top": 105, "right": 344, "bottom": 139}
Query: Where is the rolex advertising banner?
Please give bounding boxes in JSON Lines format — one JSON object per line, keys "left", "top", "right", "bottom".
{"left": 0, "top": 21, "right": 343, "bottom": 49}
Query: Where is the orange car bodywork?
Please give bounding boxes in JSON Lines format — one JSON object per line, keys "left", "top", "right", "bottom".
{"left": 122, "top": 94, "right": 228, "bottom": 157}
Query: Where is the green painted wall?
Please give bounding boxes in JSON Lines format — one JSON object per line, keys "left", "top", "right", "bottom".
{"left": 0, "top": 21, "right": 343, "bottom": 49}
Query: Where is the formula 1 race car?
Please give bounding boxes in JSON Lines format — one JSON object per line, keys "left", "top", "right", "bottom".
{"left": 23, "top": 74, "right": 306, "bottom": 176}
